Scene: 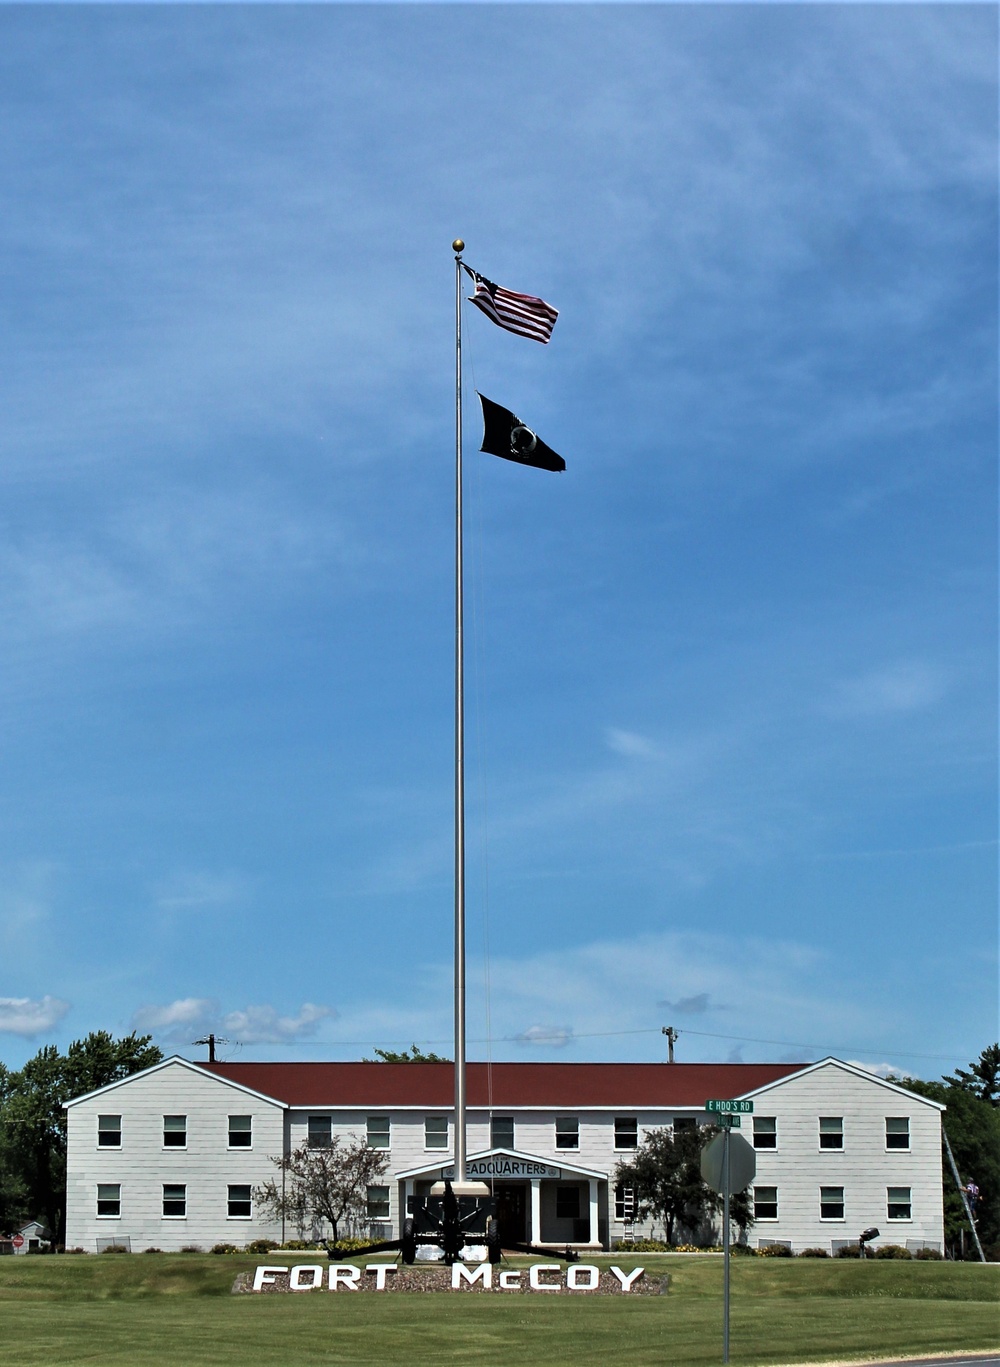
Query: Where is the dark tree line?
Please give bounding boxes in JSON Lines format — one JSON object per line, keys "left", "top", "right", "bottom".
{"left": 0, "top": 1032, "right": 161, "bottom": 1241}
{"left": 896, "top": 1044, "right": 1000, "bottom": 1258}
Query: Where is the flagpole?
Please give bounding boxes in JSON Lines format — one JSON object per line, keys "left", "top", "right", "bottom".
{"left": 452, "top": 238, "right": 468, "bottom": 1186}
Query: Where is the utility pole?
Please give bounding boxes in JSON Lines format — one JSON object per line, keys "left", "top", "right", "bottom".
{"left": 662, "top": 1026, "right": 678, "bottom": 1063}
{"left": 193, "top": 1034, "right": 228, "bottom": 1063}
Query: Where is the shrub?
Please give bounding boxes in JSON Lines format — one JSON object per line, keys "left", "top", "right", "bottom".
{"left": 731, "top": 1244, "right": 758, "bottom": 1256}
{"left": 65, "top": 1248, "right": 88, "bottom": 1255}
{"left": 914, "top": 1247, "right": 944, "bottom": 1260}
{"left": 327, "top": 1237, "right": 385, "bottom": 1253}
{"left": 280, "top": 1240, "right": 321, "bottom": 1251}
{"left": 142, "top": 1248, "right": 162, "bottom": 1254}
{"left": 759, "top": 1243, "right": 793, "bottom": 1257}
{"left": 210, "top": 1243, "right": 241, "bottom": 1255}
{"left": 613, "top": 1238, "right": 671, "bottom": 1252}
{"left": 244, "top": 1239, "right": 279, "bottom": 1254}
{"left": 179, "top": 1245, "right": 203, "bottom": 1253}
{"left": 798, "top": 1247, "right": 830, "bottom": 1258}
{"left": 100, "top": 1244, "right": 129, "bottom": 1254}
{"left": 835, "top": 1244, "right": 862, "bottom": 1258}
{"left": 874, "top": 1244, "right": 912, "bottom": 1259}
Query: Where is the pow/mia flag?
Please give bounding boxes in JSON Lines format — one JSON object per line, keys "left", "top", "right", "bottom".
{"left": 477, "top": 393, "right": 565, "bottom": 473}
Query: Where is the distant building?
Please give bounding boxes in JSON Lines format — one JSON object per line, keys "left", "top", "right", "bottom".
{"left": 10, "top": 1220, "right": 53, "bottom": 1255}
{"left": 64, "top": 1056, "right": 944, "bottom": 1255}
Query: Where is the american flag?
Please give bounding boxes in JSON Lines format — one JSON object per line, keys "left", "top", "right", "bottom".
{"left": 463, "top": 266, "right": 558, "bottom": 344}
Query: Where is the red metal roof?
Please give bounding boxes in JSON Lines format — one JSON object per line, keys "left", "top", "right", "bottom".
{"left": 203, "top": 1060, "right": 804, "bottom": 1108}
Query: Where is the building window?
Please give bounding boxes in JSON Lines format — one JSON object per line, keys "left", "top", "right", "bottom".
{"left": 367, "top": 1185, "right": 391, "bottom": 1219}
{"left": 753, "top": 1186, "right": 778, "bottom": 1220}
{"left": 555, "top": 1116, "right": 579, "bottom": 1149}
{"left": 425, "top": 1116, "right": 448, "bottom": 1150}
{"left": 753, "top": 1117, "right": 777, "bottom": 1149}
{"left": 96, "top": 1183, "right": 121, "bottom": 1217}
{"left": 885, "top": 1117, "right": 910, "bottom": 1150}
{"left": 228, "top": 1115, "right": 252, "bottom": 1148}
{"left": 491, "top": 1115, "right": 514, "bottom": 1149}
{"left": 367, "top": 1115, "right": 390, "bottom": 1149}
{"left": 614, "top": 1117, "right": 638, "bottom": 1149}
{"left": 308, "top": 1116, "right": 332, "bottom": 1149}
{"left": 228, "top": 1184, "right": 252, "bottom": 1218}
{"left": 162, "top": 1184, "right": 186, "bottom": 1218}
{"left": 615, "top": 1184, "right": 637, "bottom": 1221}
{"left": 820, "top": 1186, "right": 845, "bottom": 1220}
{"left": 673, "top": 1117, "right": 697, "bottom": 1132}
{"left": 97, "top": 1115, "right": 121, "bottom": 1148}
{"left": 887, "top": 1187, "right": 912, "bottom": 1220}
{"left": 163, "top": 1115, "right": 187, "bottom": 1148}
{"left": 819, "top": 1117, "right": 844, "bottom": 1150}
{"left": 555, "top": 1186, "right": 580, "bottom": 1220}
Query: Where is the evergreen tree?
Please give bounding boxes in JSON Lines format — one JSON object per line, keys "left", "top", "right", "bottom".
{"left": 898, "top": 1045, "right": 1000, "bottom": 1258}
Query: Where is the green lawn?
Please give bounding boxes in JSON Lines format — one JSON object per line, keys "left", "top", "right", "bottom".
{"left": 0, "top": 1253, "right": 996, "bottom": 1367}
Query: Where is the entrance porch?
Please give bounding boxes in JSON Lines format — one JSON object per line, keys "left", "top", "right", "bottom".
{"left": 395, "top": 1149, "right": 608, "bottom": 1249}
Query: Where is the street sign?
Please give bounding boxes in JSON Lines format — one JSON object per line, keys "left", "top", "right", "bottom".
{"left": 11, "top": 1234, "right": 24, "bottom": 1249}
{"left": 706, "top": 1098, "right": 753, "bottom": 1113}
{"left": 701, "top": 1132, "right": 756, "bottom": 1195}
{"left": 718, "top": 1114, "right": 741, "bottom": 1128}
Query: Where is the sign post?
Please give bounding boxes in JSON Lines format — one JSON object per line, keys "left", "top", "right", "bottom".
{"left": 702, "top": 1103, "right": 756, "bottom": 1364}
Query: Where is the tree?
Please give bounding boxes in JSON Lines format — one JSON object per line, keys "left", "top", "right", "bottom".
{"left": 614, "top": 1125, "right": 752, "bottom": 1246}
{"left": 897, "top": 1048, "right": 1000, "bottom": 1257}
{"left": 363, "top": 1045, "right": 450, "bottom": 1063}
{"left": 945, "top": 1044, "right": 1000, "bottom": 1108}
{"left": 255, "top": 1135, "right": 389, "bottom": 1243}
{"left": 0, "top": 1031, "right": 161, "bottom": 1241}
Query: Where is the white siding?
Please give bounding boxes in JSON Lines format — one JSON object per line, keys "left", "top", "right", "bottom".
{"left": 65, "top": 1060, "right": 285, "bottom": 1252}
{"left": 65, "top": 1057, "right": 944, "bottom": 1254}
{"left": 746, "top": 1062, "right": 944, "bottom": 1252}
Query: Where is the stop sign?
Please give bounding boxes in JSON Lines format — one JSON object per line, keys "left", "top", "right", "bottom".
{"left": 701, "top": 1132, "right": 756, "bottom": 1195}
{"left": 11, "top": 1234, "right": 24, "bottom": 1249}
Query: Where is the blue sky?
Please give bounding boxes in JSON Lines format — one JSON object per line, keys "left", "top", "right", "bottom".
{"left": 0, "top": 4, "right": 995, "bottom": 1079}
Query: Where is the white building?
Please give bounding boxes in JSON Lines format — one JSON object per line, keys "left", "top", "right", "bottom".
{"left": 64, "top": 1056, "right": 944, "bottom": 1255}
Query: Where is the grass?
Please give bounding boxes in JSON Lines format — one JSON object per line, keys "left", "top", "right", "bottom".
{"left": 0, "top": 1252, "right": 996, "bottom": 1367}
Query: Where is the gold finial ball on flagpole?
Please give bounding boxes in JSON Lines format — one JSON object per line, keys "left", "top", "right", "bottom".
{"left": 452, "top": 239, "right": 465, "bottom": 253}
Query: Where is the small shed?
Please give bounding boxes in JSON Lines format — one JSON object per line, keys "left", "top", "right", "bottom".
{"left": 12, "top": 1221, "right": 52, "bottom": 1255}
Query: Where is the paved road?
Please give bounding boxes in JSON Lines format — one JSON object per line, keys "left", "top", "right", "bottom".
{"left": 849, "top": 1357, "right": 998, "bottom": 1367}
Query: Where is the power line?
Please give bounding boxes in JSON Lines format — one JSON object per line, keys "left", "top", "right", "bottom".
{"left": 197, "top": 1026, "right": 965, "bottom": 1065}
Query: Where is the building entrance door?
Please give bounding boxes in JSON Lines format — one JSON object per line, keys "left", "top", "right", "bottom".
{"left": 493, "top": 1184, "right": 527, "bottom": 1247}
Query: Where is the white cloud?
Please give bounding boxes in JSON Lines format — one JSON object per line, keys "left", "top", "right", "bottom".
{"left": 132, "top": 997, "right": 218, "bottom": 1040}
{"left": 825, "top": 661, "right": 948, "bottom": 717}
{"left": 845, "top": 1059, "right": 910, "bottom": 1081}
{"left": 0, "top": 995, "right": 70, "bottom": 1036}
{"left": 514, "top": 1025, "right": 574, "bottom": 1048}
{"left": 132, "top": 997, "right": 335, "bottom": 1046}
{"left": 155, "top": 872, "right": 247, "bottom": 913}
{"left": 221, "top": 1003, "right": 334, "bottom": 1045}
{"left": 605, "top": 728, "right": 661, "bottom": 760}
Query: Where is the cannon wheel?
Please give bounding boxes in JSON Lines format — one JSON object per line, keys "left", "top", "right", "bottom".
{"left": 401, "top": 1218, "right": 417, "bottom": 1265}
{"left": 486, "top": 1217, "right": 501, "bottom": 1264}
